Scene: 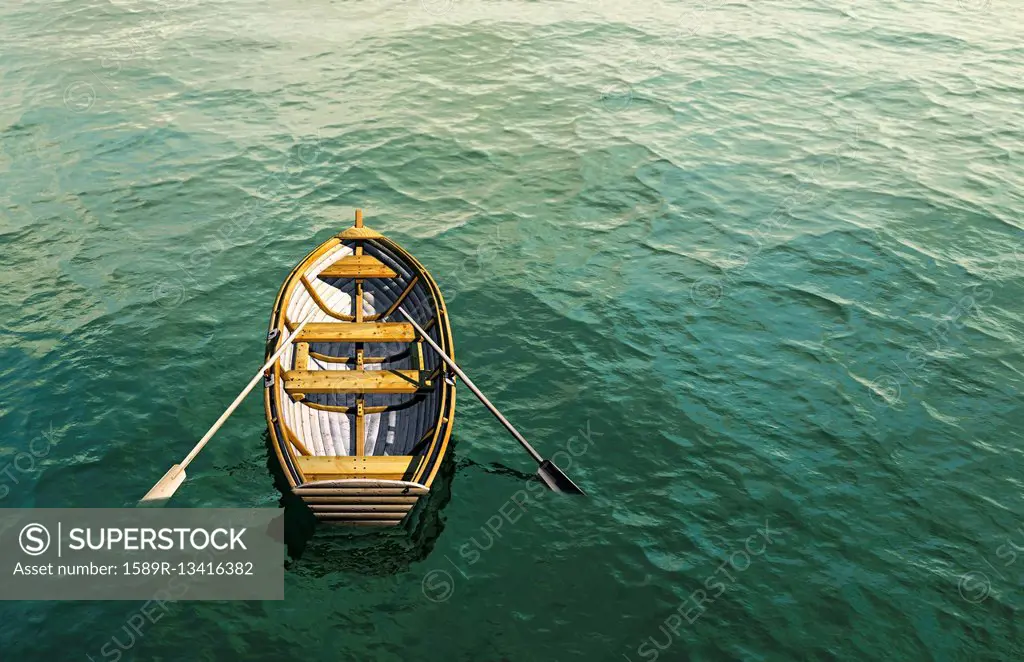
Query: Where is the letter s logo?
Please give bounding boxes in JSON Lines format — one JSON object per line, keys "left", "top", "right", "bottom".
{"left": 19, "top": 523, "right": 50, "bottom": 556}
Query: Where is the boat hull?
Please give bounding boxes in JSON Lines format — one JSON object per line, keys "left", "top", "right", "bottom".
{"left": 263, "top": 219, "right": 456, "bottom": 526}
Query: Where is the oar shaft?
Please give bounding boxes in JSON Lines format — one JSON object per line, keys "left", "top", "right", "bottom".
{"left": 398, "top": 308, "right": 545, "bottom": 465}
{"left": 179, "top": 315, "right": 314, "bottom": 471}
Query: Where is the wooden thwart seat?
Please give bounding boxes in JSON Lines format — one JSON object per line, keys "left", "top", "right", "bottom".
{"left": 295, "top": 455, "right": 423, "bottom": 481}
{"left": 287, "top": 322, "right": 416, "bottom": 343}
{"left": 284, "top": 369, "right": 428, "bottom": 395}
{"left": 319, "top": 254, "right": 397, "bottom": 280}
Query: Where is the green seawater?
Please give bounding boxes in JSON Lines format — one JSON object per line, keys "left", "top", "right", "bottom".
{"left": 1, "top": 0, "right": 1023, "bottom": 660}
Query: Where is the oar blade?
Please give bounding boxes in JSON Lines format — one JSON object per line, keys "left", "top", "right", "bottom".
{"left": 139, "top": 464, "right": 186, "bottom": 506}
{"left": 537, "top": 460, "right": 586, "bottom": 495}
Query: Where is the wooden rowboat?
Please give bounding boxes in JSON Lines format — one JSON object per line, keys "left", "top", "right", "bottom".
{"left": 263, "top": 210, "right": 456, "bottom": 526}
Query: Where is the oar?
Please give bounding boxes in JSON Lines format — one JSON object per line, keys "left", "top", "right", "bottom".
{"left": 398, "top": 307, "right": 586, "bottom": 495}
{"left": 140, "top": 313, "right": 316, "bottom": 504}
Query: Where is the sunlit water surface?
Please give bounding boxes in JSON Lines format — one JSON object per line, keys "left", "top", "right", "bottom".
{"left": 1, "top": 0, "right": 1022, "bottom": 660}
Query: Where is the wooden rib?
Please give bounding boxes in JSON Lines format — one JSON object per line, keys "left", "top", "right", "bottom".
{"left": 285, "top": 321, "right": 416, "bottom": 343}
{"left": 300, "top": 400, "right": 354, "bottom": 414}
{"left": 271, "top": 359, "right": 295, "bottom": 454}
{"left": 307, "top": 352, "right": 390, "bottom": 365}
{"left": 354, "top": 398, "right": 365, "bottom": 456}
{"left": 416, "top": 340, "right": 424, "bottom": 371}
{"left": 406, "top": 417, "right": 446, "bottom": 457}
{"left": 268, "top": 237, "right": 342, "bottom": 343}
{"left": 424, "top": 317, "right": 437, "bottom": 332}
{"left": 280, "top": 420, "right": 312, "bottom": 457}
{"left": 414, "top": 347, "right": 453, "bottom": 485}
{"left": 369, "top": 276, "right": 420, "bottom": 321}
{"left": 300, "top": 275, "right": 355, "bottom": 321}
{"left": 417, "top": 422, "right": 439, "bottom": 445}
{"left": 319, "top": 254, "right": 397, "bottom": 280}
{"left": 284, "top": 369, "right": 423, "bottom": 395}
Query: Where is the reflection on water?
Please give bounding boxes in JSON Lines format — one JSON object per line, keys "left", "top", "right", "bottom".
{"left": 271, "top": 432, "right": 457, "bottom": 576}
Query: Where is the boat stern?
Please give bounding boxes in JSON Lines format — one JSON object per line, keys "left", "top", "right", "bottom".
{"left": 292, "top": 479, "right": 429, "bottom": 526}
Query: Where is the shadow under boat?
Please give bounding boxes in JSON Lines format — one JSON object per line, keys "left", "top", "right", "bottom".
{"left": 264, "top": 429, "right": 457, "bottom": 576}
